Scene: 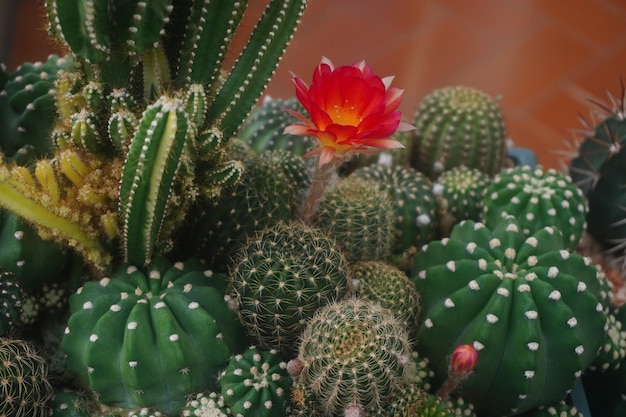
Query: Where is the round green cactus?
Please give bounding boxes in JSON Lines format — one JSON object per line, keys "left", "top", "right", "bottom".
{"left": 316, "top": 177, "right": 396, "bottom": 262}
{"left": 48, "top": 390, "right": 95, "bottom": 417}
{"left": 519, "top": 401, "right": 583, "bottom": 417}
{"left": 181, "top": 392, "right": 231, "bottom": 417}
{"left": 411, "top": 216, "right": 609, "bottom": 416}
{"left": 433, "top": 166, "right": 490, "bottom": 237}
{"left": 220, "top": 346, "right": 292, "bottom": 417}
{"left": 409, "top": 86, "right": 507, "bottom": 179}
{"left": 382, "top": 382, "right": 428, "bottom": 417}
{"left": 482, "top": 165, "right": 587, "bottom": 251}
{"left": 354, "top": 164, "right": 439, "bottom": 256}
{"left": 61, "top": 257, "right": 249, "bottom": 415}
{"left": 0, "top": 271, "right": 23, "bottom": 336}
{"left": 229, "top": 221, "right": 350, "bottom": 354}
{"left": 350, "top": 260, "right": 421, "bottom": 337}
{"left": 293, "top": 297, "right": 413, "bottom": 417}
{"left": 0, "top": 337, "right": 54, "bottom": 417}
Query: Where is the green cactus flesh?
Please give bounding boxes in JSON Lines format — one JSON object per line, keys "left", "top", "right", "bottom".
{"left": 61, "top": 257, "right": 248, "bottom": 415}
{"left": 0, "top": 271, "right": 23, "bottom": 336}
{"left": 409, "top": 86, "right": 506, "bottom": 179}
{"left": 412, "top": 216, "right": 609, "bottom": 416}
{"left": 229, "top": 221, "right": 349, "bottom": 354}
{"left": 482, "top": 165, "right": 587, "bottom": 251}
{"left": 220, "top": 346, "right": 292, "bottom": 417}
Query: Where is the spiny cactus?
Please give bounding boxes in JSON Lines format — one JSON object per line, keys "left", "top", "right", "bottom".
{"left": 315, "top": 177, "right": 396, "bottom": 262}
{"left": 61, "top": 257, "right": 249, "bottom": 415}
{"left": 482, "top": 165, "right": 587, "bottom": 251}
{"left": 411, "top": 216, "right": 610, "bottom": 416}
{"left": 238, "top": 96, "right": 317, "bottom": 156}
{"left": 220, "top": 346, "right": 293, "bottom": 417}
{"left": 433, "top": 166, "right": 490, "bottom": 238}
{"left": 408, "top": 86, "right": 507, "bottom": 179}
{"left": 0, "top": 271, "right": 23, "bottom": 336}
{"left": 48, "top": 390, "right": 95, "bottom": 417}
{"left": 350, "top": 260, "right": 421, "bottom": 338}
{"left": 292, "top": 297, "right": 413, "bottom": 417}
{"left": 382, "top": 382, "right": 427, "bottom": 417}
{"left": 181, "top": 392, "right": 231, "bottom": 417}
{"left": 0, "top": 337, "right": 54, "bottom": 417}
{"left": 354, "top": 164, "right": 439, "bottom": 257}
{"left": 228, "top": 221, "right": 350, "bottom": 354}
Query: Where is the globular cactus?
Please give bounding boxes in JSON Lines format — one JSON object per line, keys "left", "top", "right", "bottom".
{"left": 181, "top": 392, "right": 231, "bottom": 417}
{"left": 48, "top": 390, "right": 95, "bottom": 417}
{"left": 0, "top": 337, "right": 54, "bottom": 417}
{"left": 239, "top": 96, "right": 317, "bottom": 156}
{"left": 0, "top": 54, "right": 72, "bottom": 164}
{"left": 589, "top": 311, "right": 626, "bottom": 372}
{"left": 228, "top": 221, "right": 350, "bottom": 355}
{"left": 518, "top": 401, "right": 583, "bottom": 417}
{"left": 433, "top": 166, "right": 490, "bottom": 238}
{"left": 482, "top": 165, "right": 587, "bottom": 251}
{"left": 61, "top": 257, "right": 249, "bottom": 416}
{"left": 220, "top": 346, "right": 293, "bottom": 417}
{"left": 315, "top": 177, "right": 396, "bottom": 262}
{"left": 0, "top": 270, "right": 23, "bottom": 336}
{"left": 292, "top": 297, "right": 413, "bottom": 417}
{"left": 408, "top": 86, "right": 507, "bottom": 179}
{"left": 382, "top": 382, "right": 427, "bottom": 417}
{"left": 350, "top": 260, "right": 421, "bottom": 338}
{"left": 354, "top": 165, "right": 439, "bottom": 257}
{"left": 411, "top": 216, "right": 610, "bottom": 416}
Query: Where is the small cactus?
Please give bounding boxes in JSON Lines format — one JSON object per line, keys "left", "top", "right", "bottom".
{"left": 293, "top": 297, "right": 413, "bottom": 417}
{"left": 0, "top": 337, "right": 54, "bottom": 417}
{"left": 48, "top": 390, "right": 95, "bottom": 417}
{"left": 181, "top": 392, "right": 231, "bottom": 417}
{"left": 0, "top": 271, "right": 23, "bottom": 336}
{"left": 220, "top": 346, "right": 293, "bottom": 417}
{"left": 315, "top": 177, "right": 396, "bottom": 262}
{"left": 408, "top": 86, "right": 507, "bottom": 179}
{"left": 482, "top": 165, "right": 587, "bottom": 251}
{"left": 229, "top": 221, "right": 350, "bottom": 354}
{"left": 412, "top": 216, "right": 609, "bottom": 416}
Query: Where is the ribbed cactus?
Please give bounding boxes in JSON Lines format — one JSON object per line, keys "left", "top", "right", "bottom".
{"left": 412, "top": 216, "right": 610, "bottom": 416}
{"left": 228, "top": 221, "right": 350, "bottom": 354}
{"left": 316, "top": 177, "right": 396, "bottom": 262}
{"left": 220, "top": 346, "right": 293, "bottom": 417}
{"left": 292, "top": 297, "right": 413, "bottom": 417}
{"left": 0, "top": 271, "right": 23, "bottom": 336}
{"left": 433, "top": 166, "right": 490, "bottom": 238}
{"left": 350, "top": 260, "right": 421, "bottom": 337}
{"left": 482, "top": 165, "right": 587, "bottom": 251}
{"left": 61, "top": 257, "right": 249, "bottom": 415}
{"left": 239, "top": 96, "right": 317, "bottom": 156}
{"left": 0, "top": 337, "right": 54, "bottom": 417}
{"left": 354, "top": 164, "right": 439, "bottom": 257}
{"left": 409, "top": 86, "right": 507, "bottom": 179}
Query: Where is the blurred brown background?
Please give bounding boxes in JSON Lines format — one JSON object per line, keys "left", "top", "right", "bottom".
{"left": 3, "top": 0, "right": 626, "bottom": 169}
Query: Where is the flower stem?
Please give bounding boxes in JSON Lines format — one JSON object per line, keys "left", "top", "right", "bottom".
{"left": 298, "top": 159, "right": 341, "bottom": 225}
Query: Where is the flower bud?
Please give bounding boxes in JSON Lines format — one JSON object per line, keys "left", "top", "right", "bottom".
{"left": 450, "top": 344, "right": 478, "bottom": 374}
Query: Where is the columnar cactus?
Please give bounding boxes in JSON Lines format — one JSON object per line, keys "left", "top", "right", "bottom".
{"left": 354, "top": 164, "right": 439, "bottom": 256}
{"left": 0, "top": 337, "right": 54, "bottom": 417}
{"left": 61, "top": 257, "right": 249, "bottom": 415}
{"left": 411, "top": 216, "right": 610, "bottom": 416}
{"left": 409, "top": 86, "right": 507, "bottom": 179}
{"left": 228, "top": 221, "right": 350, "bottom": 354}
{"left": 220, "top": 346, "right": 293, "bottom": 417}
{"left": 482, "top": 165, "right": 587, "bottom": 251}
{"left": 433, "top": 166, "right": 490, "bottom": 238}
{"left": 293, "top": 298, "right": 413, "bottom": 417}
{"left": 316, "top": 177, "right": 396, "bottom": 262}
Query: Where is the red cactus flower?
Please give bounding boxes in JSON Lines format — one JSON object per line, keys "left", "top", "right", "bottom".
{"left": 284, "top": 57, "right": 413, "bottom": 167}
{"left": 450, "top": 344, "right": 478, "bottom": 374}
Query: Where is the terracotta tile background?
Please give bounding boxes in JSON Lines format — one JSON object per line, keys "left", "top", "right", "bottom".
{"left": 5, "top": 0, "right": 626, "bottom": 170}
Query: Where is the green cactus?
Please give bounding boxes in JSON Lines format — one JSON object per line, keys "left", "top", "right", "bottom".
{"left": 482, "top": 165, "right": 587, "bottom": 251}
{"left": 61, "top": 257, "right": 249, "bottom": 415}
{"left": 433, "top": 166, "right": 490, "bottom": 238}
{"left": 181, "top": 392, "right": 231, "bottom": 417}
{"left": 315, "top": 177, "right": 396, "bottom": 262}
{"left": 354, "top": 164, "right": 439, "bottom": 257}
{"left": 382, "top": 382, "right": 428, "bottom": 417}
{"left": 293, "top": 297, "right": 413, "bottom": 417}
{"left": 411, "top": 216, "right": 609, "bottom": 416}
{"left": 238, "top": 96, "right": 317, "bottom": 156}
{"left": 0, "top": 271, "right": 23, "bottom": 336}
{"left": 228, "top": 221, "right": 350, "bottom": 355}
{"left": 220, "top": 346, "right": 293, "bottom": 417}
{"left": 517, "top": 401, "right": 583, "bottom": 417}
{"left": 408, "top": 86, "right": 507, "bottom": 179}
{"left": 0, "top": 337, "right": 54, "bottom": 417}
{"left": 350, "top": 260, "right": 421, "bottom": 337}
{"left": 48, "top": 390, "right": 96, "bottom": 417}
{"left": 589, "top": 310, "right": 626, "bottom": 372}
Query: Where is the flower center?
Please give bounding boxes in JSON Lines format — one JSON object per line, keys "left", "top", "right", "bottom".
{"left": 330, "top": 102, "right": 361, "bottom": 126}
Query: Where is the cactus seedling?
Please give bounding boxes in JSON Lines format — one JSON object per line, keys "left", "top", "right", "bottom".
{"left": 412, "top": 216, "right": 609, "bottom": 416}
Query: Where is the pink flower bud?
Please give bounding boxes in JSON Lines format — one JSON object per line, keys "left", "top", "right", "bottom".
{"left": 450, "top": 344, "right": 478, "bottom": 374}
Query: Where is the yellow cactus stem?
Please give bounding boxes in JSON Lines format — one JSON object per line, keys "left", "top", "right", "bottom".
{"left": 142, "top": 44, "right": 171, "bottom": 100}
{"left": 0, "top": 166, "right": 110, "bottom": 269}
{"left": 58, "top": 149, "right": 91, "bottom": 187}
{"left": 35, "top": 160, "right": 61, "bottom": 204}
{"left": 100, "top": 212, "right": 119, "bottom": 240}
{"left": 9, "top": 165, "right": 38, "bottom": 194}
